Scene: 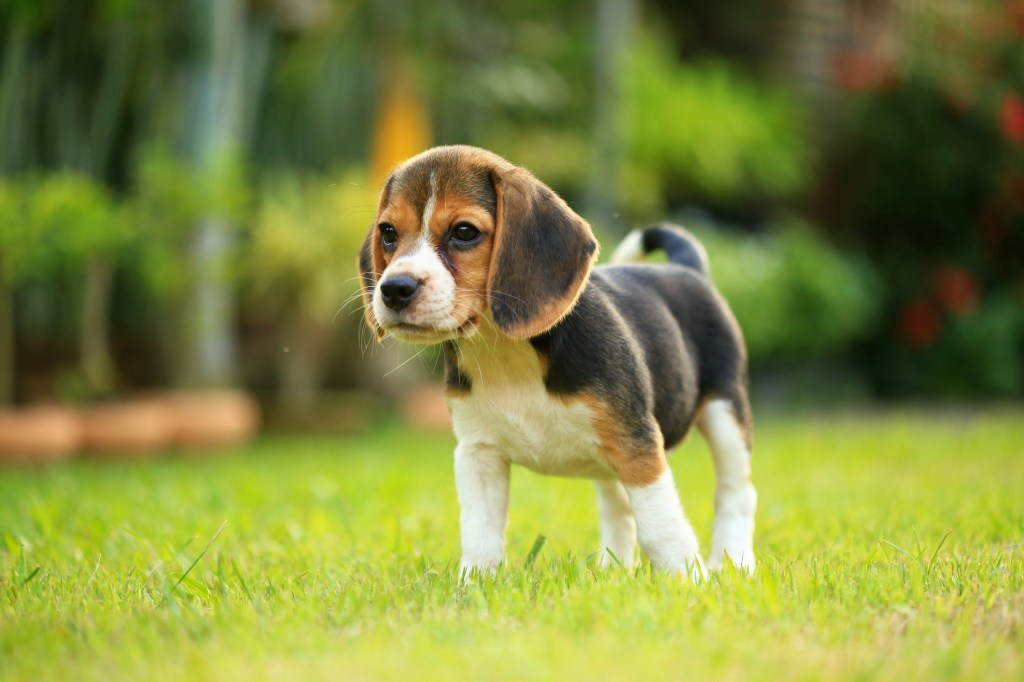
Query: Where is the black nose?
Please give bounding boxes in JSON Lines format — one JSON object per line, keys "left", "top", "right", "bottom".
{"left": 379, "top": 275, "right": 420, "bottom": 311}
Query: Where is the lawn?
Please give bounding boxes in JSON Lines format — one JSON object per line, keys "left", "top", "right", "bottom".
{"left": 1, "top": 407, "right": 1022, "bottom": 681}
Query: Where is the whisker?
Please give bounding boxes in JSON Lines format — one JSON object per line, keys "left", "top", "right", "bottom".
{"left": 334, "top": 291, "right": 368, "bottom": 323}
{"left": 383, "top": 343, "right": 430, "bottom": 378}
{"left": 431, "top": 346, "right": 442, "bottom": 376}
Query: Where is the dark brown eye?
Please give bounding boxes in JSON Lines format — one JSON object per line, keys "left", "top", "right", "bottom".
{"left": 450, "top": 223, "right": 480, "bottom": 243}
{"left": 380, "top": 223, "right": 398, "bottom": 249}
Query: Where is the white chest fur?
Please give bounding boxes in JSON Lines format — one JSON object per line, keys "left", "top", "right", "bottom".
{"left": 448, "top": 330, "right": 612, "bottom": 479}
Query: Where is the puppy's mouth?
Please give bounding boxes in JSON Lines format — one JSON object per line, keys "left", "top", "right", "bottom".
{"left": 386, "top": 316, "right": 480, "bottom": 343}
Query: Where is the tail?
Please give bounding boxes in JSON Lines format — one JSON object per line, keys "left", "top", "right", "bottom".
{"left": 610, "top": 223, "right": 710, "bottom": 275}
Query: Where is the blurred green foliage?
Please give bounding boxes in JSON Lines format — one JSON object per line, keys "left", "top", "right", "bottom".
{"left": 0, "top": 173, "right": 130, "bottom": 401}
{"left": 828, "top": 3, "right": 1024, "bottom": 397}
{"left": 623, "top": 36, "right": 808, "bottom": 211}
{"left": 0, "top": 179, "right": 39, "bottom": 284}
{"left": 873, "top": 292, "right": 1024, "bottom": 398}
{"left": 28, "top": 172, "right": 129, "bottom": 275}
{"left": 132, "top": 146, "right": 249, "bottom": 298}
{"left": 240, "top": 170, "right": 376, "bottom": 409}
{"left": 6, "top": 0, "right": 1008, "bottom": 403}
{"left": 0, "top": 0, "right": 803, "bottom": 403}
{"left": 1, "top": 173, "right": 128, "bottom": 280}
{"left": 243, "top": 170, "right": 372, "bottom": 326}
{"left": 700, "top": 221, "right": 878, "bottom": 363}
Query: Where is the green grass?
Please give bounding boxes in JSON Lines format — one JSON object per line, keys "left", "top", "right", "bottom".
{"left": 1, "top": 408, "right": 1022, "bottom": 681}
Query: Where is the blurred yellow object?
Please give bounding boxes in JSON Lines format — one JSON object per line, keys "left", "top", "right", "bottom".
{"left": 369, "top": 65, "right": 431, "bottom": 187}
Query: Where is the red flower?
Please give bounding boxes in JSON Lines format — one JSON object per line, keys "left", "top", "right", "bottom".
{"left": 899, "top": 298, "right": 942, "bottom": 348}
{"left": 933, "top": 266, "right": 979, "bottom": 316}
{"left": 999, "top": 95, "right": 1024, "bottom": 144}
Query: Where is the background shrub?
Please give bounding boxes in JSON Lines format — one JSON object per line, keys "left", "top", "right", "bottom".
{"left": 825, "top": 4, "right": 1024, "bottom": 396}
{"left": 622, "top": 35, "right": 808, "bottom": 216}
{"left": 697, "top": 220, "right": 878, "bottom": 364}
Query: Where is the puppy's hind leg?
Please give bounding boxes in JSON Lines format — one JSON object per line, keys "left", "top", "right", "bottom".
{"left": 594, "top": 479, "right": 637, "bottom": 569}
{"left": 697, "top": 398, "right": 757, "bottom": 573}
{"left": 599, "top": 419, "right": 704, "bottom": 580}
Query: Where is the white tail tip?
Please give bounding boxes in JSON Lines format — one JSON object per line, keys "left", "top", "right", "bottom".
{"left": 610, "top": 229, "right": 645, "bottom": 264}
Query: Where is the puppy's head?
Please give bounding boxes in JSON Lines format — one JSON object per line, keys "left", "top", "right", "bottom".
{"left": 359, "top": 146, "right": 598, "bottom": 343}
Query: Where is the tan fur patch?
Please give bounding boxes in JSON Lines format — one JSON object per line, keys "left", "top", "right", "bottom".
{"left": 427, "top": 195, "right": 494, "bottom": 242}
{"left": 375, "top": 197, "right": 422, "bottom": 267}
{"left": 578, "top": 394, "right": 667, "bottom": 486}
{"left": 429, "top": 194, "right": 496, "bottom": 325}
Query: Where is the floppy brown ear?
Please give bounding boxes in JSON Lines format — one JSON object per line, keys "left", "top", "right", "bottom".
{"left": 487, "top": 168, "right": 599, "bottom": 339}
{"left": 357, "top": 179, "right": 393, "bottom": 340}
{"left": 357, "top": 232, "right": 385, "bottom": 340}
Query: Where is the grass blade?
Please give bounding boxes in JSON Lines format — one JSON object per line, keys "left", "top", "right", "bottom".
{"left": 232, "top": 559, "right": 259, "bottom": 610}
{"left": 604, "top": 548, "right": 625, "bottom": 570}
{"left": 158, "top": 521, "right": 227, "bottom": 608}
{"left": 881, "top": 539, "right": 924, "bottom": 571}
{"left": 926, "top": 531, "right": 952, "bottom": 575}
{"left": 18, "top": 566, "right": 41, "bottom": 588}
{"left": 524, "top": 534, "right": 547, "bottom": 569}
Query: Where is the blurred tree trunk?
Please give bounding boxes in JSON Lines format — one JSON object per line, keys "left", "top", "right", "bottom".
{"left": 278, "top": 319, "right": 326, "bottom": 415}
{"left": 79, "top": 257, "right": 114, "bottom": 395}
{"left": 177, "top": 0, "right": 258, "bottom": 389}
{"left": 0, "top": 25, "right": 26, "bottom": 406}
{"left": 77, "top": 20, "right": 133, "bottom": 399}
{"left": 0, "top": 26, "right": 29, "bottom": 173}
{"left": 585, "top": 0, "right": 637, "bottom": 232}
{"left": 0, "top": 263, "right": 12, "bottom": 406}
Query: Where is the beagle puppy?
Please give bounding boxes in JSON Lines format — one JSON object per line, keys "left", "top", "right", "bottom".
{"left": 359, "top": 145, "right": 756, "bottom": 578}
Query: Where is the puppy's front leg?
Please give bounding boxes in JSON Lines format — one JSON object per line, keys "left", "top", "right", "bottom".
{"left": 625, "top": 467, "right": 705, "bottom": 581}
{"left": 454, "top": 441, "right": 510, "bottom": 577}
